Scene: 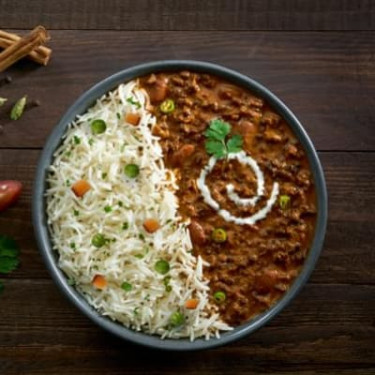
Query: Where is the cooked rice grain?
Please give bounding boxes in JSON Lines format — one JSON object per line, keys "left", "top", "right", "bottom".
{"left": 46, "top": 80, "right": 232, "bottom": 340}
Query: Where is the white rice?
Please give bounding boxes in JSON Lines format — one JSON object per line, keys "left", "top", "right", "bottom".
{"left": 45, "top": 80, "right": 232, "bottom": 340}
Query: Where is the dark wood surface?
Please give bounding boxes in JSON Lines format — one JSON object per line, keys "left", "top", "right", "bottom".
{"left": 0, "top": 0, "right": 374, "bottom": 31}
{"left": 0, "top": 2, "right": 374, "bottom": 375}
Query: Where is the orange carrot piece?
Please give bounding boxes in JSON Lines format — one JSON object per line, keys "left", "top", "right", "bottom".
{"left": 185, "top": 299, "right": 199, "bottom": 310}
{"left": 125, "top": 112, "right": 141, "bottom": 126}
{"left": 71, "top": 179, "right": 91, "bottom": 197}
{"left": 92, "top": 274, "right": 107, "bottom": 290}
{"left": 143, "top": 218, "right": 160, "bottom": 233}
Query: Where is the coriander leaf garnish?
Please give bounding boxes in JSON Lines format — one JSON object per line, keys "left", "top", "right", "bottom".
{"left": 227, "top": 134, "right": 243, "bottom": 154}
{"left": 0, "top": 257, "right": 19, "bottom": 274}
{"left": 205, "top": 118, "right": 231, "bottom": 141}
{"left": 0, "top": 235, "right": 20, "bottom": 274}
{"left": 204, "top": 118, "right": 243, "bottom": 159}
{"left": 205, "top": 139, "right": 227, "bottom": 159}
{"left": 0, "top": 97, "right": 7, "bottom": 107}
{"left": 126, "top": 97, "right": 141, "bottom": 109}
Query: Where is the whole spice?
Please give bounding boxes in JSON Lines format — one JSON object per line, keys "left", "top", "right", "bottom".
{"left": 10, "top": 96, "right": 27, "bottom": 120}
{"left": 0, "top": 30, "right": 51, "bottom": 66}
{"left": 0, "top": 26, "right": 50, "bottom": 72}
{"left": 0, "top": 75, "right": 12, "bottom": 87}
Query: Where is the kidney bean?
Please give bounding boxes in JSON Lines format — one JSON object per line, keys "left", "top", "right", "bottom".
{"left": 172, "top": 144, "right": 195, "bottom": 165}
{"left": 189, "top": 220, "right": 206, "bottom": 245}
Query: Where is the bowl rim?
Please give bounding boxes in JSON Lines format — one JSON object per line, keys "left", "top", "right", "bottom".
{"left": 32, "top": 60, "right": 328, "bottom": 351}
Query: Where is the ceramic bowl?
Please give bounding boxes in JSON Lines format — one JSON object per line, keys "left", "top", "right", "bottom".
{"left": 33, "top": 61, "right": 327, "bottom": 350}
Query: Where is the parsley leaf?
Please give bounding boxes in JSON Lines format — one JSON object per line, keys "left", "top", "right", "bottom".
{"left": 227, "top": 134, "right": 243, "bottom": 154}
{"left": 204, "top": 118, "right": 243, "bottom": 159}
{"left": 0, "top": 235, "right": 20, "bottom": 274}
{"left": 0, "top": 236, "right": 19, "bottom": 259}
{"left": 0, "top": 256, "right": 19, "bottom": 274}
{"left": 205, "top": 118, "right": 231, "bottom": 141}
{"left": 205, "top": 139, "right": 226, "bottom": 159}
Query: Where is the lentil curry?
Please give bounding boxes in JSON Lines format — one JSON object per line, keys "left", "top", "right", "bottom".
{"left": 140, "top": 71, "right": 317, "bottom": 326}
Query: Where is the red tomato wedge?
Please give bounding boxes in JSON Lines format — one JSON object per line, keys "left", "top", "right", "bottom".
{"left": 0, "top": 180, "right": 22, "bottom": 212}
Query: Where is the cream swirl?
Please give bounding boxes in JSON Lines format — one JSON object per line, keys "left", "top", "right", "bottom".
{"left": 197, "top": 151, "right": 279, "bottom": 225}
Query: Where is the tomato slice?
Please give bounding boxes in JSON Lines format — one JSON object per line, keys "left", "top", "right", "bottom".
{"left": 0, "top": 180, "right": 22, "bottom": 212}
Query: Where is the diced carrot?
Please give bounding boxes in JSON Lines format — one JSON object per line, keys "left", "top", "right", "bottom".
{"left": 71, "top": 179, "right": 91, "bottom": 197}
{"left": 92, "top": 274, "right": 107, "bottom": 290}
{"left": 125, "top": 112, "right": 141, "bottom": 126}
{"left": 185, "top": 299, "right": 199, "bottom": 310}
{"left": 143, "top": 218, "right": 160, "bottom": 233}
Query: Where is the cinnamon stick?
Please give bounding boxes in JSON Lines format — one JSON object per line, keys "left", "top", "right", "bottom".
{"left": 0, "top": 29, "right": 51, "bottom": 66}
{"left": 0, "top": 26, "right": 50, "bottom": 72}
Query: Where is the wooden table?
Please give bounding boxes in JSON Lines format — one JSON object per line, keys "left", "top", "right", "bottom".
{"left": 0, "top": 2, "right": 374, "bottom": 374}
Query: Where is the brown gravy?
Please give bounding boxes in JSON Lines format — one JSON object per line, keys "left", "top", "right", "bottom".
{"left": 140, "top": 71, "right": 316, "bottom": 326}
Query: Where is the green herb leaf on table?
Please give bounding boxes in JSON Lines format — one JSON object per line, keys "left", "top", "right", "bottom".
{"left": 204, "top": 118, "right": 243, "bottom": 159}
{"left": 0, "top": 235, "right": 20, "bottom": 274}
{"left": 10, "top": 96, "right": 27, "bottom": 120}
{"left": 0, "top": 257, "right": 19, "bottom": 274}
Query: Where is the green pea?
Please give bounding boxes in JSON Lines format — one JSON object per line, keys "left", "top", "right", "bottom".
{"left": 213, "top": 291, "right": 226, "bottom": 304}
{"left": 91, "top": 119, "right": 107, "bottom": 134}
{"left": 154, "top": 259, "right": 170, "bottom": 275}
{"left": 91, "top": 234, "right": 106, "bottom": 248}
{"left": 121, "top": 282, "right": 132, "bottom": 291}
{"left": 169, "top": 311, "right": 185, "bottom": 327}
{"left": 124, "top": 163, "right": 140, "bottom": 178}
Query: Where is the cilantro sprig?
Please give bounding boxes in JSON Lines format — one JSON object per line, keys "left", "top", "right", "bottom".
{"left": 204, "top": 118, "right": 243, "bottom": 159}
{"left": 0, "top": 235, "right": 20, "bottom": 295}
{"left": 126, "top": 97, "right": 141, "bottom": 109}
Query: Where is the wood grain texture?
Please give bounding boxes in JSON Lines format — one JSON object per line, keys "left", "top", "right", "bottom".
{"left": 0, "top": 150, "right": 374, "bottom": 285}
{"left": 0, "top": 0, "right": 374, "bottom": 31}
{"left": 0, "top": 31, "right": 374, "bottom": 150}
{"left": 0, "top": 281, "right": 374, "bottom": 374}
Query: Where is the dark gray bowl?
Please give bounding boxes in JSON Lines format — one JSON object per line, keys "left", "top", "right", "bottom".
{"left": 32, "top": 60, "right": 327, "bottom": 351}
